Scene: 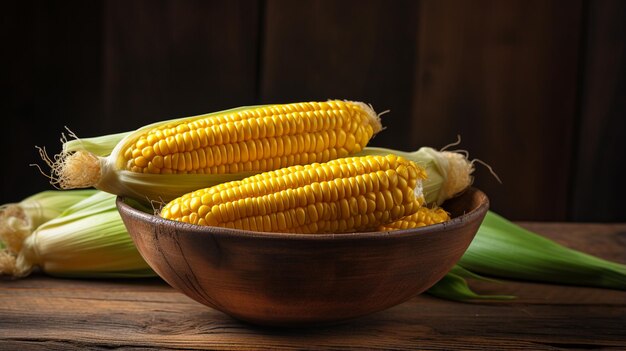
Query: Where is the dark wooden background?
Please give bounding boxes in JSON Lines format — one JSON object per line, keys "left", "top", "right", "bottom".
{"left": 2, "top": 0, "right": 624, "bottom": 221}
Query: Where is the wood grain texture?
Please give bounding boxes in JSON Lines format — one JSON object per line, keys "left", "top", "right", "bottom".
{"left": 102, "top": 0, "right": 261, "bottom": 131}
{"left": 571, "top": 0, "right": 626, "bottom": 221}
{"left": 260, "top": 0, "right": 420, "bottom": 150}
{"left": 411, "top": 0, "right": 583, "bottom": 221}
{"left": 0, "top": 223, "right": 624, "bottom": 350}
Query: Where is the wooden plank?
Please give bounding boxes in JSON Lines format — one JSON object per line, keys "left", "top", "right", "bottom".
{"left": 411, "top": 0, "right": 583, "bottom": 221}
{"left": 1, "top": 223, "right": 625, "bottom": 350}
{"left": 260, "top": 0, "right": 420, "bottom": 150}
{"left": 0, "top": 1, "right": 104, "bottom": 204}
{"left": 0, "top": 276, "right": 624, "bottom": 350}
{"left": 1, "top": 1, "right": 261, "bottom": 205}
{"left": 101, "top": 0, "right": 261, "bottom": 134}
{"left": 0, "top": 277, "right": 623, "bottom": 350}
{"left": 570, "top": 0, "right": 626, "bottom": 221}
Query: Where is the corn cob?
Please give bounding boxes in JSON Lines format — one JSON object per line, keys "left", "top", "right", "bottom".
{"left": 0, "top": 190, "right": 97, "bottom": 254}
{"left": 357, "top": 146, "right": 474, "bottom": 205}
{"left": 378, "top": 206, "right": 450, "bottom": 231}
{"left": 161, "top": 154, "right": 427, "bottom": 233}
{"left": 46, "top": 100, "right": 382, "bottom": 202}
{"left": 124, "top": 101, "right": 378, "bottom": 174}
{"left": 0, "top": 191, "right": 153, "bottom": 278}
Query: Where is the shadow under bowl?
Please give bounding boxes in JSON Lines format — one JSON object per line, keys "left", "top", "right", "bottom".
{"left": 116, "top": 187, "right": 489, "bottom": 327}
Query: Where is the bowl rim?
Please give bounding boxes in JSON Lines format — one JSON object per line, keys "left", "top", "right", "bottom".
{"left": 116, "top": 187, "right": 489, "bottom": 241}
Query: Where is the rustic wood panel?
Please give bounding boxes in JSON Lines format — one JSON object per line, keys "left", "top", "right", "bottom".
{"left": 411, "top": 0, "right": 583, "bottom": 221}
{"left": 571, "top": 0, "right": 626, "bottom": 222}
{"left": 2, "top": 1, "right": 624, "bottom": 222}
{"left": 0, "top": 1, "right": 261, "bottom": 205}
{"left": 101, "top": 0, "right": 261, "bottom": 133}
{"left": 1, "top": 223, "right": 625, "bottom": 350}
{"left": 0, "top": 1, "right": 104, "bottom": 205}
{"left": 260, "top": 0, "right": 420, "bottom": 150}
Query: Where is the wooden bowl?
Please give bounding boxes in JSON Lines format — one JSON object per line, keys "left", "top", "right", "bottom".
{"left": 116, "top": 188, "right": 489, "bottom": 327}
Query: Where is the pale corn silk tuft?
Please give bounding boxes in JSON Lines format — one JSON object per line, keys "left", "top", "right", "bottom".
{"left": 441, "top": 151, "right": 474, "bottom": 200}
{"left": 0, "top": 206, "right": 31, "bottom": 277}
{"left": 0, "top": 205, "right": 31, "bottom": 253}
{"left": 58, "top": 151, "right": 102, "bottom": 189}
{"left": 36, "top": 144, "right": 102, "bottom": 190}
{"left": 0, "top": 251, "right": 17, "bottom": 275}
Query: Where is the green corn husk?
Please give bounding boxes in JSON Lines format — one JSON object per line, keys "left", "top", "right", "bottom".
{"left": 427, "top": 271, "right": 515, "bottom": 302}
{"left": 448, "top": 264, "right": 498, "bottom": 282}
{"left": 459, "top": 211, "right": 626, "bottom": 290}
{"left": 0, "top": 189, "right": 97, "bottom": 254}
{"left": 426, "top": 265, "right": 515, "bottom": 301}
{"left": 0, "top": 191, "right": 154, "bottom": 278}
{"left": 64, "top": 131, "right": 133, "bottom": 157}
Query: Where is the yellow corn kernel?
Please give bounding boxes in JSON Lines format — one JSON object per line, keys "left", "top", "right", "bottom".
{"left": 124, "top": 101, "right": 382, "bottom": 175}
{"left": 161, "top": 155, "right": 427, "bottom": 234}
{"left": 378, "top": 206, "right": 451, "bottom": 231}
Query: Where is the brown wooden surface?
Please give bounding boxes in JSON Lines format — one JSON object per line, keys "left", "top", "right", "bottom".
{"left": 1, "top": 222, "right": 625, "bottom": 350}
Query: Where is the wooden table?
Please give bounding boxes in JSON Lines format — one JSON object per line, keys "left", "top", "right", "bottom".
{"left": 1, "top": 223, "right": 625, "bottom": 350}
